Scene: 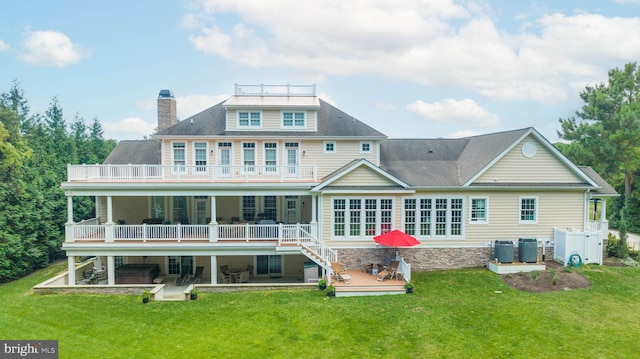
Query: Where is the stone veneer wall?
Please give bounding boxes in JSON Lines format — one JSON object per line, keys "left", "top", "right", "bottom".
{"left": 336, "top": 246, "right": 555, "bottom": 272}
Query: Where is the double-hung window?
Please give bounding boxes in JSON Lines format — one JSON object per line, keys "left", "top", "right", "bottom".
{"left": 172, "top": 142, "right": 186, "bottom": 172}
{"left": 519, "top": 197, "right": 537, "bottom": 224}
{"left": 470, "top": 198, "right": 488, "bottom": 224}
{"left": 282, "top": 111, "right": 305, "bottom": 128}
{"left": 243, "top": 143, "right": 256, "bottom": 172}
{"left": 194, "top": 142, "right": 207, "bottom": 172}
{"left": 264, "top": 143, "right": 277, "bottom": 172}
{"left": 238, "top": 111, "right": 261, "bottom": 128}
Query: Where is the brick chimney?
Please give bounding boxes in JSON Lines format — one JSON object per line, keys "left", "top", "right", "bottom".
{"left": 157, "top": 89, "right": 177, "bottom": 132}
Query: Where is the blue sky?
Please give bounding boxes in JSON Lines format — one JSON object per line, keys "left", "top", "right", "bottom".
{"left": 1, "top": 0, "right": 640, "bottom": 141}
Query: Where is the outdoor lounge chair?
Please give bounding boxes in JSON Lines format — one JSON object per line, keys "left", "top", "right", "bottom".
{"left": 175, "top": 265, "right": 192, "bottom": 285}
{"left": 190, "top": 266, "right": 204, "bottom": 284}
{"left": 376, "top": 270, "right": 391, "bottom": 281}
{"left": 331, "top": 262, "right": 349, "bottom": 282}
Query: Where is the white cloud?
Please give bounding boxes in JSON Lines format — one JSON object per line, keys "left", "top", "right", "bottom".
{"left": 184, "top": 1, "right": 640, "bottom": 104}
{"left": 103, "top": 117, "right": 156, "bottom": 140}
{"left": 20, "top": 30, "right": 89, "bottom": 67}
{"left": 0, "top": 39, "right": 9, "bottom": 51}
{"left": 406, "top": 98, "right": 500, "bottom": 128}
{"left": 449, "top": 130, "right": 478, "bottom": 138}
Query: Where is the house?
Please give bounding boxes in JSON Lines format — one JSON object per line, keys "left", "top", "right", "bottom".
{"left": 61, "top": 84, "right": 616, "bottom": 289}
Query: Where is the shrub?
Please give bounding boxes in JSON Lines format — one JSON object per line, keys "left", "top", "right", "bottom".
{"left": 548, "top": 269, "right": 557, "bottom": 286}
{"left": 529, "top": 271, "right": 540, "bottom": 281}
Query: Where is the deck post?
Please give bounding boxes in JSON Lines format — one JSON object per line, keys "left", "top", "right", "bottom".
{"left": 210, "top": 256, "right": 217, "bottom": 284}
{"left": 67, "top": 256, "right": 76, "bottom": 285}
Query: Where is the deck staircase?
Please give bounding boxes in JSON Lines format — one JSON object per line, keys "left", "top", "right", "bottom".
{"left": 277, "top": 226, "right": 336, "bottom": 274}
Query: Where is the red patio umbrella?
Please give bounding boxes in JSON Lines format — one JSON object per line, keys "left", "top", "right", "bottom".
{"left": 373, "top": 230, "right": 421, "bottom": 247}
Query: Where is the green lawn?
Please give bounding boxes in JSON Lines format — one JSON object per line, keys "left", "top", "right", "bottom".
{"left": 2, "top": 262, "right": 640, "bottom": 358}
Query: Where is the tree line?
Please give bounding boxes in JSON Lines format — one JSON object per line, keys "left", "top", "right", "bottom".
{"left": 0, "top": 81, "right": 116, "bottom": 282}
{"left": 557, "top": 62, "right": 640, "bottom": 257}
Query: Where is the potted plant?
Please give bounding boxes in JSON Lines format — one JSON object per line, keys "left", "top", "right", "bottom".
{"left": 404, "top": 282, "right": 415, "bottom": 294}
{"left": 190, "top": 287, "right": 198, "bottom": 300}
{"left": 325, "top": 285, "right": 336, "bottom": 297}
{"left": 141, "top": 290, "right": 151, "bottom": 303}
{"left": 318, "top": 279, "right": 327, "bottom": 290}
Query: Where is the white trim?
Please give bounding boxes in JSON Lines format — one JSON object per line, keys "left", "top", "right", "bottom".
{"left": 518, "top": 196, "right": 538, "bottom": 224}
{"left": 280, "top": 110, "right": 306, "bottom": 129}
{"left": 171, "top": 141, "right": 186, "bottom": 173}
{"left": 469, "top": 197, "right": 489, "bottom": 224}
{"left": 330, "top": 197, "right": 394, "bottom": 240}
{"left": 360, "top": 141, "right": 373, "bottom": 154}
{"left": 400, "top": 196, "right": 465, "bottom": 240}
{"left": 463, "top": 128, "right": 599, "bottom": 187}
{"left": 236, "top": 110, "right": 263, "bottom": 129}
{"left": 263, "top": 142, "right": 279, "bottom": 173}
{"left": 312, "top": 159, "right": 409, "bottom": 191}
{"left": 193, "top": 141, "right": 208, "bottom": 173}
{"left": 323, "top": 141, "right": 336, "bottom": 154}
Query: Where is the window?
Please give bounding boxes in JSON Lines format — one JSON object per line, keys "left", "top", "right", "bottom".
{"left": 264, "top": 143, "right": 277, "bottom": 172}
{"left": 403, "top": 197, "right": 463, "bottom": 238}
{"left": 470, "top": 198, "right": 488, "bottom": 224}
{"left": 243, "top": 196, "right": 256, "bottom": 221}
{"left": 332, "top": 198, "right": 394, "bottom": 238}
{"left": 263, "top": 196, "right": 277, "bottom": 221}
{"left": 243, "top": 143, "right": 256, "bottom": 172}
{"left": 360, "top": 141, "right": 372, "bottom": 153}
{"left": 194, "top": 142, "right": 207, "bottom": 172}
{"left": 324, "top": 141, "right": 336, "bottom": 153}
{"left": 520, "top": 197, "right": 537, "bottom": 223}
{"left": 238, "top": 111, "right": 261, "bottom": 128}
{"left": 151, "top": 196, "right": 165, "bottom": 220}
{"left": 282, "top": 111, "right": 305, "bottom": 128}
{"left": 172, "top": 142, "right": 185, "bottom": 172}
{"left": 114, "top": 256, "right": 126, "bottom": 270}
{"left": 333, "top": 199, "right": 346, "bottom": 236}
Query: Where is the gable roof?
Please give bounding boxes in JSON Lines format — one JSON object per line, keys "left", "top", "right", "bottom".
{"left": 313, "top": 159, "right": 409, "bottom": 192}
{"left": 379, "top": 128, "right": 530, "bottom": 187}
{"left": 579, "top": 166, "right": 618, "bottom": 196}
{"left": 155, "top": 99, "right": 386, "bottom": 138}
{"left": 103, "top": 140, "right": 160, "bottom": 165}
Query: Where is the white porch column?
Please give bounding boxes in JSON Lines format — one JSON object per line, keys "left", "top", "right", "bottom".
{"left": 66, "top": 195, "right": 74, "bottom": 224}
{"left": 310, "top": 194, "right": 318, "bottom": 238}
{"left": 107, "top": 256, "right": 115, "bottom": 285}
{"left": 210, "top": 256, "right": 217, "bottom": 284}
{"left": 68, "top": 256, "right": 76, "bottom": 285}
{"left": 209, "top": 196, "right": 218, "bottom": 242}
{"left": 105, "top": 195, "right": 114, "bottom": 242}
{"left": 210, "top": 196, "right": 217, "bottom": 224}
{"left": 106, "top": 195, "right": 113, "bottom": 223}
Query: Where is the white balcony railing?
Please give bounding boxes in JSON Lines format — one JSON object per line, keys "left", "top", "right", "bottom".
{"left": 235, "top": 84, "right": 316, "bottom": 96}
{"left": 67, "top": 164, "right": 317, "bottom": 182}
{"left": 70, "top": 223, "right": 313, "bottom": 243}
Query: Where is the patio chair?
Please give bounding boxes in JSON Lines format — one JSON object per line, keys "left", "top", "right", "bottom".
{"left": 176, "top": 265, "right": 192, "bottom": 285}
{"left": 218, "top": 272, "right": 233, "bottom": 284}
{"left": 235, "top": 271, "right": 250, "bottom": 283}
{"left": 190, "top": 266, "right": 204, "bottom": 284}
{"left": 220, "top": 265, "right": 230, "bottom": 274}
{"left": 331, "top": 262, "right": 349, "bottom": 282}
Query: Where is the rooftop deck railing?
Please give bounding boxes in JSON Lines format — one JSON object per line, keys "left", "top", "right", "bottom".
{"left": 67, "top": 164, "right": 317, "bottom": 182}
{"left": 235, "top": 84, "right": 316, "bottom": 96}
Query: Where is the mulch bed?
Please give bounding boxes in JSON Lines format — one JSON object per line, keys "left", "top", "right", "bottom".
{"left": 500, "top": 260, "right": 591, "bottom": 293}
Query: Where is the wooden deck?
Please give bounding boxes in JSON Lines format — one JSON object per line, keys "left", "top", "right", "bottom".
{"left": 332, "top": 269, "right": 407, "bottom": 297}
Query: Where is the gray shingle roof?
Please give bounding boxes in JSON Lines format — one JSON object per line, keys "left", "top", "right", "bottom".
{"left": 155, "top": 99, "right": 386, "bottom": 138}
{"left": 379, "top": 128, "right": 530, "bottom": 186}
{"left": 103, "top": 140, "right": 160, "bottom": 165}
{"left": 579, "top": 166, "right": 618, "bottom": 196}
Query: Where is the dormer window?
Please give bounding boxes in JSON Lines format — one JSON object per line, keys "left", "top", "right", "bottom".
{"left": 282, "top": 111, "right": 305, "bottom": 128}
{"left": 238, "top": 111, "right": 261, "bottom": 128}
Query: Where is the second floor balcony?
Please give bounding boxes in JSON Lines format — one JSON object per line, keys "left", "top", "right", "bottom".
{"left": 67, "top": 164, "right": 318, "bottom": 183}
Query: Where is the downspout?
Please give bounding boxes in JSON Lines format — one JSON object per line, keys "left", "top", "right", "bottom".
{"left": 584, "top": 189, "right": 591, "bottom": 231}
